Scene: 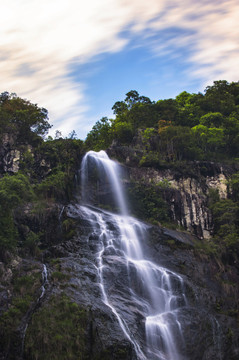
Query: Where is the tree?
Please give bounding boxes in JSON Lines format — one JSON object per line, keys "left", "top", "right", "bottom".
{"left": 175, "top": 91, "right": 192, "bottom": 107}
{"left": 159, "top": 125, "right": 200, "bottom": 161}
{"left": 112, "top": 101, "right": 128, "bottom": 116}
{"left": 85, "top": 117, "right": 113, "bottom": 151}
{"left": 210, "top": 199, "right": 239, "bottom": 237}
{"left": 155, "top": 99, "right": 179, "bottom": 123}
{"left": 0, "top": 92, "right": 51, "bottom": 143}
{"left": 191, "top": 125, "right": 225, "bottom": 155}
{"left": 228, "top": 173, "right": 239, "bottom": 201}
{"left": 199, "top": 112, "right": 224, "bottom": 128}
{"left": 55, "top": 130, "right": 63, "bottom": 139}
{"left": 111, "top": 121, "right": 133, "bottom": 144}
{"left": 204, "top": 80, "right": 236, "bottom": 115}
{"left": 124, "top": 90, "right": 140, "bottom": 109}
{"left": 68, "top": 130, "right": 77, "bottom": 139}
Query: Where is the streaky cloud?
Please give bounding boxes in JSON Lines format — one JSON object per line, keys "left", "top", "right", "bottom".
{"left": 0, "top": 0, "right": 238, "bottom": 138}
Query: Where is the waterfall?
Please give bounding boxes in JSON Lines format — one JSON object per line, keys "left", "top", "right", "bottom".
{"left": 79, "top": 150, "right": 187, "bottom": 360}
{"left": 39, "top": 264, "right": 48, "bottom": 300}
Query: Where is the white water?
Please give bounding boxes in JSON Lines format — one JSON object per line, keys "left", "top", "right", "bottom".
{"left": 39, "top": 264, "right": 48, "bottom": 300}
{"left": 80, "top": 151, "right": 187, "bottom": 360}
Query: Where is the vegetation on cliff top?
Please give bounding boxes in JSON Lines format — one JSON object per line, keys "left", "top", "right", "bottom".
{"left": 0, "top": 83, "right": 239, "bottom": 360}
{"left": 85, "top": 80, "right": 239, "bottom": 263}
{"left": 86, "top": 81, "right": 239, "bottom": 163}
{"left": 0, "top": 82, "right": 239, "bottom": 263}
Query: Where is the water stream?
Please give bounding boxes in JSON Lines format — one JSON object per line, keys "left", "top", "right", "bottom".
{"left": 80, "top": 151, "right": 187, "bottom": 360}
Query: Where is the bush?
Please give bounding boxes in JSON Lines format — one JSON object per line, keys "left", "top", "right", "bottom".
{"left": 0, "top": 173, "right": 35, "bottom": 256}
{"left": 127, "top": 182, "right": 170, "bottom": 224}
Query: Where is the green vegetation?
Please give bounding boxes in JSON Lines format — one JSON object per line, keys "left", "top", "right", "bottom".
{"left": 0, "top": 269, "right": 42, "bottom": 356}
{"left": 86, "top": 81, "right": 239, "bottom": 163}
{"left": 85, "top": 81, "right": 239, "bottom": 263}
{"left": 209, "top": 197, "right": 239, "bottom": 263}
{"left": 127, "top": 182, "right": 170, "bottom": 225}
{"left": 0, "top": 83, "right": 239, "bottom": 265}
{"left": 0, "top": 92, "right": 85, "bottom": 259}
{"left": 0, "top": 84, "right": 239, "bottom": 360}
{"left": 24, "top": 294, "right": 87, "bottom": 360}
{"left": 0, "top": 92, "right": 51, "bottom": 144}
{"left": 0, "top": 173, "right": 35, "bottom": 257}
{"left": 193, "top": 184, "right": 239, "bottom": 263}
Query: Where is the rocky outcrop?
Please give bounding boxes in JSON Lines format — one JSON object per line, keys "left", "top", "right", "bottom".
{"left": 20, "top": 204, "right": 238, "bottom": 360}
{"left": 0, "top": 200, "right": 238, "bottom": 360}
{"left": 108, "top": 145, "right": 236, "bottom": 239}
{"left": 127, "top": 164, "right": 229, "bottom": 239}
{"left": 0, "top": 133, "right": 20, "bottom": 173}
{"left": 0, "top": 132, "right": 52, "bottom": 178}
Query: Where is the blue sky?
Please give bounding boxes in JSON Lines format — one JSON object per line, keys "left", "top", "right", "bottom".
{"left": 1, "top": 0, "right": 239, "bottom": 139}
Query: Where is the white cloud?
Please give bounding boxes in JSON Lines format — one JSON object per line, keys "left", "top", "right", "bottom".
{"left": 148, "top": 0, "right": 239, "bottom": 85}
{"left": 0, "top": 0, "right": 238, "bottom": 138}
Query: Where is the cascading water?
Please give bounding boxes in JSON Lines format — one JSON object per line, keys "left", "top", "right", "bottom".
{"left": 79, "top": 150, "right": 188, "bottom": 360}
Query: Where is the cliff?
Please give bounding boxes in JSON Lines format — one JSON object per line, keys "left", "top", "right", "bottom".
{"left": 108, "top": 143, "right": 238, "bottom": 240}
{"left": 0, "top": 136, "right": 239, "bottom": 360}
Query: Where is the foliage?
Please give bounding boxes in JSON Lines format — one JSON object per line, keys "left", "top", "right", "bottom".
{"left": 210, "top": 199, "right": 239, "bottom": 233}
{"left": 84, "top": 82, "right": 239, "bottom": 266}
{"left": 0, "top": 270, "right": 42, "bottom": 357}
{"left": 24, "top": 294, "right": 87, "bottom": 360}
{"left": 0, "top": 173, "right": 35, "bottom": 256}
{"left": 158, "top": 126, "right": 202, "bottom": 161}
{"left": 85, "top": 80, "right": 239, "bottom": 162}
{"left": 199, "top": 112, "right": 224, "bottom": 128}
{"left": 111, "top": 121, "right": 133, "bottom": 144}
{"left": 37, "top": 137, "right": 84, "bottom": 176}
{"left": 33, "top": 137, "right": 84, "bottom": 201}
{"left": 228, "top": 172, "right": 239, "bottom": 201}
{"left": 139, "top": 151, "right": 161, "bottom": 168}
{"left": 35, "top": 170, "right": 67, "bottom": 200}
{"left": 85, "top": 117, "right": 113, "bottom": 151}
{"left": 142, "top": 128, "right": 158, "bottom": 149}
{"left": 209, "top": 198, "right": 239, "bottom": 262}
{"left": 127, "top": 182, "right": 170, "bottom": 224}
{"left": 23, "top": 231, "right": 41, "bottom": 256}
{"left": 0, "top": 92, "right": 51, "bottom": 144}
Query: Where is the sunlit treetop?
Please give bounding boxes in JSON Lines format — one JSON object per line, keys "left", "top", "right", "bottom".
{"left": 0, "top": 92, "right": 52, "bottom": 144}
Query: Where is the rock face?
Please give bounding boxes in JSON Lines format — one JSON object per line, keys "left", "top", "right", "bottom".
{"left": 0, "top": 132, "right": 52, "bottom": 179}
{"left": 0, "top": 138, "right": 238, "bottom": 359}
{"left": 0, "top": 185, "right": 238, "bottom": 359}
{"left": 16, "top": 202, "right": 237, "bottom": 360}
{"left": 0, "top": 133, "right": 20, "bottom": 173}
{"left": 128, "top": 164, "right": 226, "bottom": 239}
{"left": 108, "top": 145, "right": 236, "bottom": 239}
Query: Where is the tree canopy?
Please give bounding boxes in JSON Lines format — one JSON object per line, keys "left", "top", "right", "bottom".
{"left": 0, "top": 92, "right": 51, "bottom": 144}
{"left": 86, "top": 80, "right": 239, "bottom": 162}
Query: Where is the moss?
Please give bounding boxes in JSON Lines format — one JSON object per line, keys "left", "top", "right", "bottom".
{"left": 13, "top": 272, "right": 41, "bottom": 295}
{"left": 166, "top": 239, "right": 176, "bottom": 248}
{"left": 24, "top": 294, "right": 88, "bottom": 360}
{"left": 93, "top": 345, "right": 130, "bottom": 360}
{"left": 0, "top": 270, "right": 42, "bottom": 357}
{"left": 62, "top": 218, "right": 77, "bottom": 240}
{"left": 50, "top": 258, "right": 61, "bottom": 265}
{"left": 51, "top": 271, "right": 71, "bottom": 282}
{"left": 226, "top": 327, "right": 234, "bottom": 343}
